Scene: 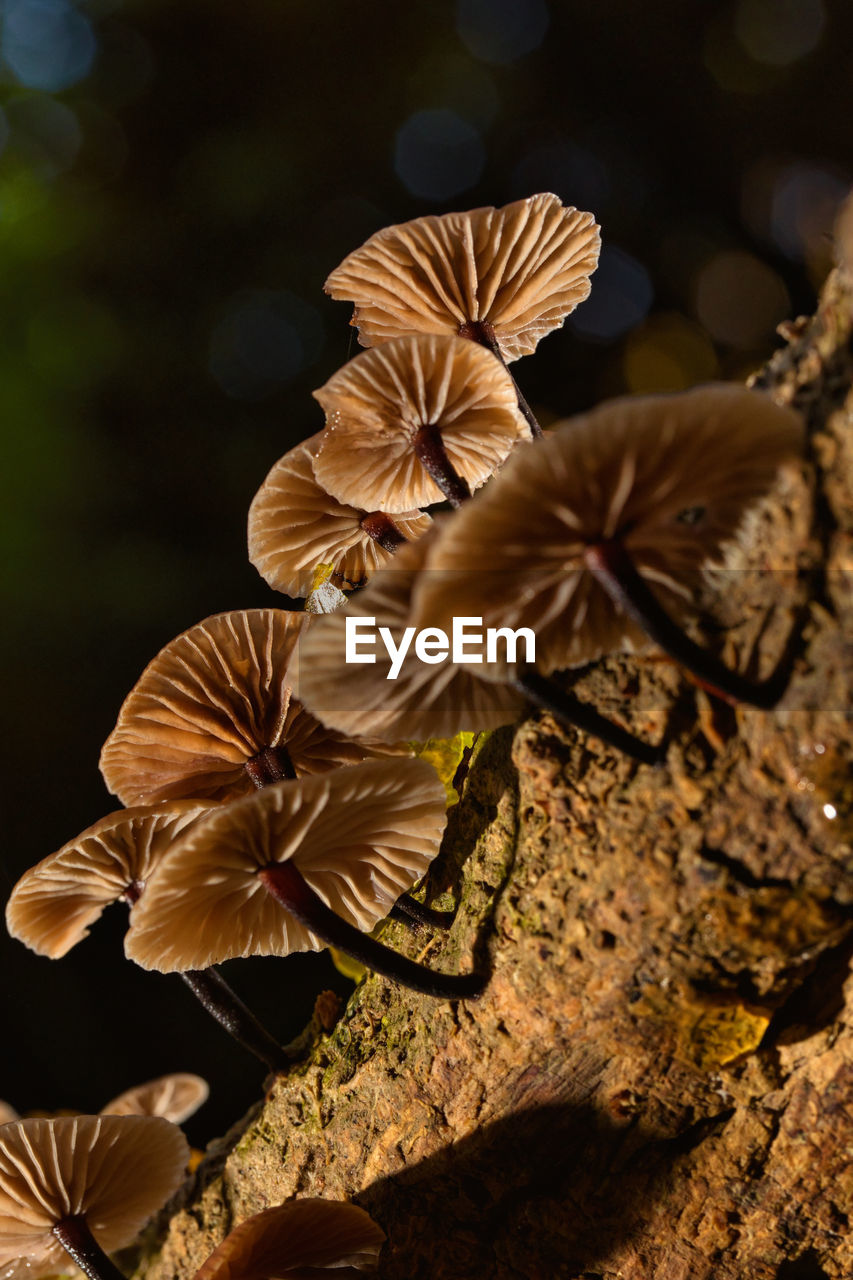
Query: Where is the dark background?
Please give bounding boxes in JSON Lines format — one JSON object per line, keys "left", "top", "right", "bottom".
{"left": 2, "top": 0, "right": 851, "bottom": 1146}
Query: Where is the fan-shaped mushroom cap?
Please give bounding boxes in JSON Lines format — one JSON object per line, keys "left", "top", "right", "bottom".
{"left": 294, "top": 528, "right": 525, "bottom": 743}
{"left": 0, "top": 1106, "right": 18, "bottom": 1128}
{"left": 413, "top": 384, "right": 805, "bottom": 676}
{"left": 324, "top": 193, "right": 601, "bottom": 362}
{"left": 248, "top": 432, "right": 431, "bottom": 597}
{"left": 99, "top": 609, "right": 400, "bottom": 807}
{"left": 312, "top": 334, "right": 528, "bottom": 512}
{"left": 0, "top": 1115, "right": 189, "bottom": 1273}
{"left": 193, "top": 1200, "right": 385, "bottom": 1279}
{"left": 124, "top": 758, "right": 446, "bottom": 972}
{"left": 5, "top": 801, "right": 212, "bottom": 959}
{"left": 100, "top": 1074, "right": 209, "bottom": 1126}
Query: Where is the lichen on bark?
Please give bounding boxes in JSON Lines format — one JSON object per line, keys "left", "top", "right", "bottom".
{"left": 140, "top": 264, "right": 853, "bottom": 1280}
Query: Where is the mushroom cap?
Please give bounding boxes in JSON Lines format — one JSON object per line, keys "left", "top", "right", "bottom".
{"left": 413, "top": 383, "right": 805, "bottom": 676}
{"left": 324, "top": 192, "right": 601, "bottom": 361}
{"left": 312, "top": 334, "right": 528, "bottom": 511}
{"left": 0, "top": 1115, "right": 189, "bottom": 1273}
{"left": 0, "top": 1106, "right": 18, "bottom": 1128}
{"left": 248, "top": 432, "right": 431, "bottom": 597}
{"left": 193, "top": 1200, "right": 385, "bottom": 1279}
{"left": 124, "top": 758, "right": 447, "bottom": 972}
{"left": 5, "top": 801, "right": 213, "bottom": 959}
{"left": 294, "top": 527, "right": 525, "bottom": 743}
{"left": 100, "top": 1074, "right": 209, "bottom": 1126}
{"left": 99, "top": 609, "right": 400, "bottom": 807}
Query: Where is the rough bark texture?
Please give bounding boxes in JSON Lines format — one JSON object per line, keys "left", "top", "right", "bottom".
{"left": 139, "top": 265, "right": 853, "bottom": 1280}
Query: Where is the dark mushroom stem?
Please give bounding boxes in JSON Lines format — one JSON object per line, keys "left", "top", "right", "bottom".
{"left": 459, "top": 319, "right": 544, "bottom": 440}
{"left": 513, "top": 667, "right": 666, "bottom": 767}
{"left": 585, "top": 539, "right": 788, "bottom": 710}
{"left": 413, "top": 423, "right": 472, "bottom": 507}
{"left": 389, "top": 895, "right": 456, "bottom": 930}
{"left": 245, "top": 745, "right": 297, "bottom": 788}
{"left": 258, "top": 861, "right": 485, "bottom": 999}
{"left": 53, "top": 1214, "right": 127, "bottom": 1280}
{"left": 360, "top": 510, "right": 409, "bottom": 552}
{"left": 179, "top": 968, "right": 289, "bottom": 1073}
{"left": 123, "top": 882, "right": 287, "bottom": 1073}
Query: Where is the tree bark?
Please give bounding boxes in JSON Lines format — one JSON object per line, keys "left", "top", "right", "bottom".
{"left": 139, "top": 265, "right": 853, "bottom": 1280}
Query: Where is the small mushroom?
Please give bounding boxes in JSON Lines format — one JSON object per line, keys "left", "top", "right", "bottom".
{"left": 0, "top": 1104, "right": 18, "bottom": 1127}
{"left": 248, "top": 432, "right": 431, "bottom": 598}
{"left": 125, "top": 759, "right": 485, "bottom": 1001}
{"left": 312, "top": 334, "right": 528, "bottom": 510}
{"left": 0, "top": 1115, "right": 188, "bottom": 1280}
{"left": 100, "top": 1074, "right": 209, "bottom": 1126}
{"left": 5, "top": 805, "right": 289, "bottom": 1074}
{"left": 414, "top": 383, "right": 805, "bottom": 715}
{"left": 325, "top": 193, "right": 601, "bottom": 437}
{"left": 99, "top": 609, "right": 400, "bottom": 806}
{"left": 193, "top": 1200, "right": 385, "bottom": 1279}
{"left": 294, "top": 526, "right": 526, "bottom": 744}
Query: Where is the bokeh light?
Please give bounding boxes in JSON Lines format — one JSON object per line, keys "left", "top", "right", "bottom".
{"left": 393, "top": 108, "right": 484, "bottom": 201}
{"left": 568, "top": 245, "right": 653, "bottom": 343}
{"left": 693, "top": 250, "right": 790, "bottom": 348}
{"left": 6, "top": 94, "right": 82, "bottom": 179}
{"left": 623, "top": 314, "right": 718, "bottom": 394}
{"left": 741, "top": 157, "right": 849, "bottom": 282}
{"left": 2, "top": 0, "right": 96, "bottom": 93}
{"left": 208, "top": 290, "right": 324, "bottom": 401}
{"left": 455, "top": 0, "right": 549, "bottom": 66}
{"left": 734, "top": 0, "right": 825, "bottom": 67}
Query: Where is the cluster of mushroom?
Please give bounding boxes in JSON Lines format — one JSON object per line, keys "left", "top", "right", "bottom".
{"left": 4, "top": 191, "right": 808, "bottom": 1280}
{"left": 0, "top": 1113, "right": 384, "bottom": 1280}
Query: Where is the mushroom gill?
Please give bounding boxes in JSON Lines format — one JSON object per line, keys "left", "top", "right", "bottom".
{"left": 324, "top": 192, "right": 600, "bottom": 363}
{"left": 125, "top": 759, "right": 485, "bottom": 1000}
{"left": 312, "top": 334, "right": 528, "bottom": 511}
{"left": 248, "top": 432, "right": 430, "bottom": 598}
{"left": 99, "top": 609, "right": 400, "bottom": 807}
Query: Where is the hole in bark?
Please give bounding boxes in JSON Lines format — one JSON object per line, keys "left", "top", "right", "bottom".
{"left": 775, "top": 1250, "right": 830, "bottom": 1279}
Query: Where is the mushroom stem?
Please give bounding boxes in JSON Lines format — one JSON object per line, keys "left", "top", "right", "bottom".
{"left": 412, "top": 423, "right": 472, "bottom": 507}
{"left": 258, "top": 862, "right": 485, "bottom": 999}
{"left": 360, "top": 511, "right": 409, "bottom": 552}
{"left": 513, "top": 667, "right": 665, "bottom": 767}
{"left": 245, "top": 745, "right": 297, "bottom": 788}
{"left": 459, "top": 319, "right": 544, "bottom": 440}
{"left": 180, "top": 968, "right": 289, "bottom": 1073}
{"left": 53, "top": 1214, "right": 127, "bottom": 1280}
{"left": 585, "top": 539, "right": 788, "bottom": 709}
{"left": 390, "top": 894, "right": 456, "bottom": 930}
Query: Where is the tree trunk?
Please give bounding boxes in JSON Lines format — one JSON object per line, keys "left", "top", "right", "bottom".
{"left": 139, "top": 264, "right": 853, "bottom": 1280}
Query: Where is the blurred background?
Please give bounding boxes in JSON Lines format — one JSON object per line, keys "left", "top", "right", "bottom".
{"left": 2, "top": 0, "right": 851, "bottom": 1146}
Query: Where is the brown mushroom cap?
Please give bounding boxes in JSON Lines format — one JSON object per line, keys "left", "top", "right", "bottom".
{"left": 193, "top": 1200, "right": 385, "bottom": 1279}
{"left": 312, "top": 334, "right": 528, "bottom": 512}
{"left": 99, "top": 609, "right": 401, "bottom": 807}
{"left": 248, "top": 432, "right": 431, "bottom": 597}
{"left": 100, "top": 1074, "right": 209, "bottom": 1125}
{"left": 0, "top": 1115, "right": 189, "bottom": 1273}
{"left": 294, "top": 527, "right": 525, "bottom": 743}
{"left": 413, "top": 383, "right": 805, "bottom": 676}
{"left": 324, "top": 192, "right": 601, "bottom": 361}
{"left": 124, "top": 758, "right": 446, "bottom": 972}
{"left": 5, "top": 801, "right": 213, "bottom": 959}
{"left": 0, "top": 1105, "right": 19, "bottom": 1127}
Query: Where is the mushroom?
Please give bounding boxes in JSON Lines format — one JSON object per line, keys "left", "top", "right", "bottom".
{"left": 99, "top": 609, "right": 401, "bottom": 806}
{"left": 311, "top": 334, "right": 528, "bottom": 510}
{"left": 294, "top": 525, "right": 526, "bottom": 744}
{"left": 125, "top": 759, "right": 486, "bottom": 1001}
{"left": 248, "top": 432, "right": 431, "bottom": 598}
{"left": 5, "top": 804, "right": 289, "bottom": 1074}
{"left": 193, "top": 1200, "right": 385, "bottom": 1279}
{"left": 325, "top": 193, "right": 601, "bottom": 438}
{"left": 0, "top": 1105, "right": 18, "bottom": 1127}
{"left": 413, "top": 383, "right": 805, "bottom": 717}
{"left": 100, "top": 1074, "right": 209, "bottom": 1126}
{"left": 0, "top": 1114, "right": 188, "bottom": 1280}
